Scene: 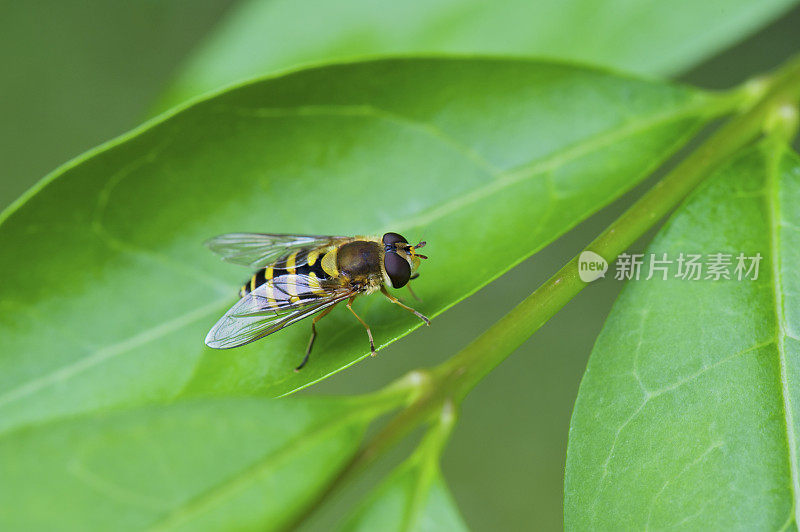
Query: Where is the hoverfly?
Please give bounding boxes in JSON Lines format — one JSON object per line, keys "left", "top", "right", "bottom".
{"left": 205, "top": 232, "right": 430, "bottom": 370}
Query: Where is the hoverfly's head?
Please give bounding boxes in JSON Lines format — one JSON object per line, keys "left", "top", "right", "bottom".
{"left": 381, "top": 232, "right": 427, "bottom": 288}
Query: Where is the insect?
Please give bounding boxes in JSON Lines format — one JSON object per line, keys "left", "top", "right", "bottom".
{"left": 205, "top": 232, "right": 430, "bottom": 370}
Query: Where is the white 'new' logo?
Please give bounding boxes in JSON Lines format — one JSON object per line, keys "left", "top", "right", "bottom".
{"left": 578, "top": 251, "right": 608, "bottom": 282}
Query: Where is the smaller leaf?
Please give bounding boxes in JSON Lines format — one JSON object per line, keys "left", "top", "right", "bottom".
{"left": 340, "top": 403, "right": 465, "bottom": 532}
{"left": 0, "top": 395, "right": 400, "bottom": 531}
{"left": 342, "top": 471, "right": 466, "bottom": 532}
{"left": 565, "top": 141, "right": 800, "bottom": 529}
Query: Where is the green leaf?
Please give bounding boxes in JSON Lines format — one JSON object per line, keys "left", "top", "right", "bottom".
{"left": 340, "top": 403, "right": 464, "bottom": 532}
{"left": 0, "top": 395, "right": 388, "bottom": 531}
{"left": 565, "top": 141, "right": 800, "bottom": 529}
{"left": 154, "top": 0, "right": 796, "bottom": 112}
{"left": 341, "top": 469, "right": 466, "bottom": 532}
{"left": 0, "top": 58, "right": 725, "bottom": 433}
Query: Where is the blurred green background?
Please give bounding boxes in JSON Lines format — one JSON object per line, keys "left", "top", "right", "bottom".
{"left": 2, "top": 2, "right": 799, "bottom": 530}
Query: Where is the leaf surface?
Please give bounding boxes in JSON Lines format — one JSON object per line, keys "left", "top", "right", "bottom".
{"left": 155, "top": 0, "right": 796, "bottom": 111}
{"left": 341, "top": 468, "right": 466, "bottom": 532}
{"left": 340, "top": 401, "right": 463, "bottom": 532}
{"left": 0, "top": 395, "right": 388, "bottom": 531}
{"left": 565, "top": 141, "right": 800, "bottom": 529}
{"left": 0, "top": 58, "right": 722, "bottom": 433}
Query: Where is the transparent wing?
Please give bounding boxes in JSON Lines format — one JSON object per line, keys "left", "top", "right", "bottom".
{"left": 205, "top": 233, "right": 351, "bottom": 269}
{"left": 205, "top": 275, "right": 355, "bottom": 349}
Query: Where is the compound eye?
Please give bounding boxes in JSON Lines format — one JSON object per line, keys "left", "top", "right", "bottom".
{"left": 382, "top": 232, "right": 408, "bottom": 248}
{"left": 384, "top": 252, "right": 411, "bottom": 288}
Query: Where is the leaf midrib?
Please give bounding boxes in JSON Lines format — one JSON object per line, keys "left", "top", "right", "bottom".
{"left": 145, "top": 404, "right": 369, "bottom": 531}
{"left": 0, "top": 94, "right": 717, "bottom": 420}
{"left": 222, "top": 97, "right": 723, "bottom": 233}
{"left": 0, "top": 299, "right": 228, "bottom": 410}
{"left": 766, "top": 142, "right": 800, "bottom": 528}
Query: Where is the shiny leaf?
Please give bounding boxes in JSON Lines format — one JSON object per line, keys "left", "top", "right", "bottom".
{"left": 155, "top": 0, "right": 796, "bottom": 111}
{"left": 341, "top": 402, "right": 462, "bottom": 532}
{"left": 341, "top": 469, "right": 466, "bottom": 532}
{"left": 0, "top": 396, "right": 385, "bottom": 531}
{"left": 565, "top": 141, "right": 800, "bottom": 529}
{"left": 0, "top": 58, "right": 724, "bottom": 433}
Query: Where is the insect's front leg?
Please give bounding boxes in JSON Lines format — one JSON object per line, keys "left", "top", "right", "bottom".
{"left": 406, "top": 283, "right": 422, "bottom": 302}
{"left": 380, "top": 286, "right": 430, "bottom": 325}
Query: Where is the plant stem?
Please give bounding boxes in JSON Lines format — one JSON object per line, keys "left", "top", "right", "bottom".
{"left": 401, "top": 400, "right": 456, "bottom": 532}
{"left": 440, "top": 53, "right": 800, "bottom": 400}
{"left": 355, "top": 51, "right": 800, "bottom": 474}
{"left": 293, "top": 53, "right": 800, "bottom": 529}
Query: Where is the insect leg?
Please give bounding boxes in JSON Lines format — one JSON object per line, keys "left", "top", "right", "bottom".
{"left": 380, "top": 286, "right": 430, "bottom": 325}
{"left": 406, "top": 283, "right": 422, "bottom": 302}
{"left": 295, "top": 302, "right": 339, "bottom": 372}
{"left": 346, "top": 296, "right": 376, "bottom": 356}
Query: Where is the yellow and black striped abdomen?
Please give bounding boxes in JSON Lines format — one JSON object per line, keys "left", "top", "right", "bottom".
{"left": 239, "top": 248, "right": 332, "bottom": 298}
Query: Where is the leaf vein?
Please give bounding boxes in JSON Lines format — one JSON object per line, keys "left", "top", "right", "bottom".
{"left": 90, "top": 142, "right": 231, "bottom": 295}
{"left": 0, "top": 298, "right": 228, "bottom": 411}
{"left": 223, "top": 104, "right": 500, "bottom": 175}
{"left": 765, "top": 142, "right": 800, "bottom": 527}
{"left": 220, "top": 99, "right": 713, "bottom": 233}
{"left": 592, "top": 339, "right": 767, "bottom": 522}
{"left": 644, "top": 441, "right": 724, "bottom": 531}
{"left": 146, "top": 407, "right": 364, "bottom": 530}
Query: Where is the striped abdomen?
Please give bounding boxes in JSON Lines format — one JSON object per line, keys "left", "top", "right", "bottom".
{"left": 239, "top": 247, "right": 332, "bottom": 298}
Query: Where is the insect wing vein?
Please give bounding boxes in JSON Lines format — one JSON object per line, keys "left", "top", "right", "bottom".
{"left": 205, "top": 277, "right": 354, "bottom": 349}
{"left": 205, "top": 233, "right": 348, "bottom": 269}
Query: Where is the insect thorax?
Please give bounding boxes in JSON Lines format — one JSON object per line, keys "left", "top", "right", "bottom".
{"left": 336, "top": 241, "right": 383, "bottom": 283}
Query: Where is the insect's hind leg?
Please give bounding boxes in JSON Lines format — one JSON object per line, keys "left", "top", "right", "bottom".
{"left": 347, "top": 296, "right": 376, "bottom": 357}
{"left": 296, "top": 303, "right": 339, "bottom": 372}
{"left": 380, "top": 286, "right": 430, "bottom": 325}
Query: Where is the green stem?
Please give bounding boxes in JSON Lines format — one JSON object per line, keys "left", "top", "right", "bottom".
{"left": 355, "top": 51, "right": 800, "bottom": 471}
{"left": 401, "top": 401, "right": 456, "bottom": 532}
{"left": 293, "top": 52, "right": 800, "bottom": 529}
{"left": 443, "top": 53, "right": 800, "bottom": 399}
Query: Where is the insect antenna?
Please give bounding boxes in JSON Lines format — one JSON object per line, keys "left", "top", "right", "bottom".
{"left": 410, "top": 241, "right": 428, "bottom": 259}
